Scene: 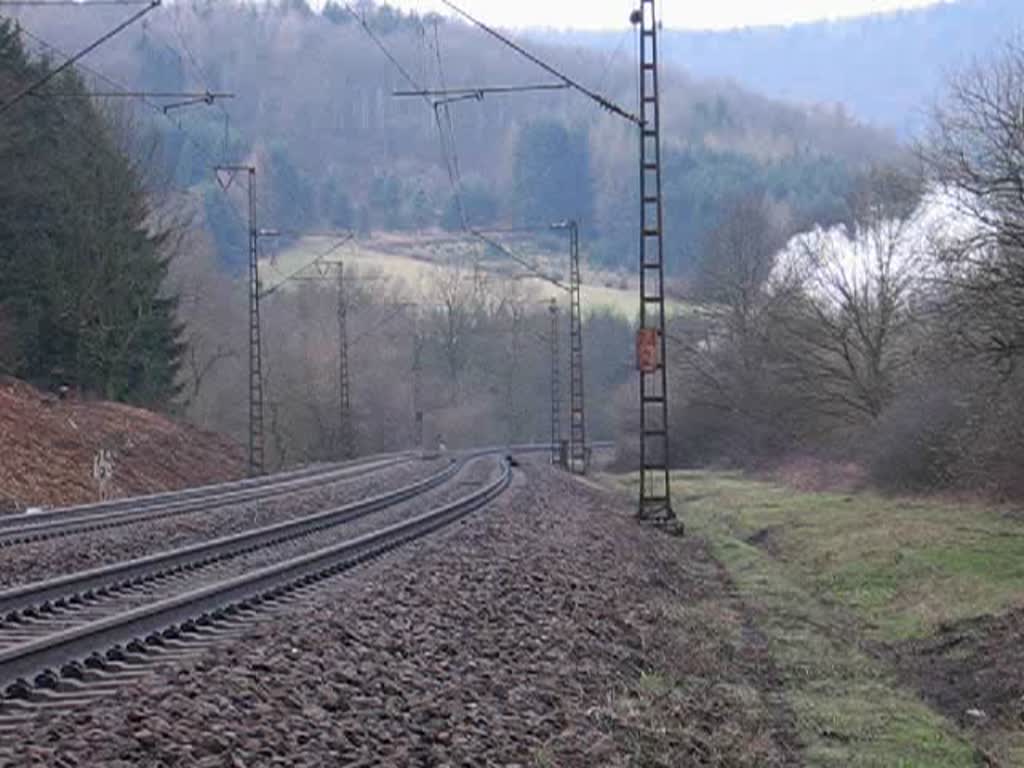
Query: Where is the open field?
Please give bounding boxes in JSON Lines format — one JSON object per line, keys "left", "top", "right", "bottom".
{"left": 262, "top": 233, "right": 688, "bottom": 320}
{"left": 608, "top": 471, "right": 1024, "bottom": 766}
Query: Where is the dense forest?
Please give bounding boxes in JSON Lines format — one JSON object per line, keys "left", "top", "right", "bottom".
{"left": 7, "top": 0, "right": 1024, "bottom": 501}
{"left": 0, "top": 20, "right": 183, "bottom": 404}
{"left": 0, "top": 2, "right": 659, "bottom": 461}
{"left": 7, "top": 1, "right": 895, "bottom": 275}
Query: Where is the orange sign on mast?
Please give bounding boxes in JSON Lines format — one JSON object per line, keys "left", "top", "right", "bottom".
{"left": 636, "top": 328, "right": 658, "bottom": 373}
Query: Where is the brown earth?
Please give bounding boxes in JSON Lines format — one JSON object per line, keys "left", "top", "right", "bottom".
{"left": 0, "top": 376, "right": 244, "bottom": 511}
{"left": 890, "top": 608, "right": 1024, "bottom": 734}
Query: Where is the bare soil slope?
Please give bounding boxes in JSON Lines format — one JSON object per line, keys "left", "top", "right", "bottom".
{"left": 0, "top": 377, "right": 243, "bottom": 512}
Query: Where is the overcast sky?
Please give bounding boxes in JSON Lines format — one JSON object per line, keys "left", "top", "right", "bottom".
{"left": 333, "top": 0, "right": 954, "bottom": 31}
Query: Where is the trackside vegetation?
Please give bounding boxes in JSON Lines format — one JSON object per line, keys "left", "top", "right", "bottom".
{"left": 611, "top": 471, "right": 1024, "bottom": 766}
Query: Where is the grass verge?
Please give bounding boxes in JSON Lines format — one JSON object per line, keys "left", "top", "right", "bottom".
{"left": 608, "top": 471, "right": 1024, "bottom": 766}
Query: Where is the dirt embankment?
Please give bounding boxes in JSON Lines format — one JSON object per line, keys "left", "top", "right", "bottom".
{"left": 0, "top": 377, "right": 244, "bottom": 512}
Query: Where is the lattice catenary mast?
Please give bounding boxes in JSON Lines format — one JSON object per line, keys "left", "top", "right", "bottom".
{"left": 240, "top": 169, "right": 265, "bottom": 477}
{"left": 336, "top": 264, "right": 353, "bottom": 459}
{"left": 633, "top": 0, "right": 676, "bottom": 523}
{"left": 389, "top": 0, "right": 677, "bottom": 504}
{"left": 214, "top": 165, "right": 265, "bottom": 476}
{"left": 566, "top": 222, "right": 587, "bottom": 474}
{"left": 245, "top": 170, "right": 266, "bottom": 477}
{"left": 548, "top": 298, "right": 562, "bottom": 465}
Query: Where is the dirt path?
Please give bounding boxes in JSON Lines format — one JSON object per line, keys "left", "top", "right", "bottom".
{"left": 890, "top": 608, "right": 1024, "bottom": 762}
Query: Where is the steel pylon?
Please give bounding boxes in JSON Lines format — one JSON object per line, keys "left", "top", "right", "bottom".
{"left": 636, "top": 0, "right": 676, "bottom": 523}
{"left": 549, "top": 299, "right": 562, "bottom": 464}
{"left": 567, "top": 224, "right": 587, "bottom": 474}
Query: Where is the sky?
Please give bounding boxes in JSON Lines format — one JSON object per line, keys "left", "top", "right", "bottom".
{"left": 328, "top": 0, "right": 955, "bottom": 31}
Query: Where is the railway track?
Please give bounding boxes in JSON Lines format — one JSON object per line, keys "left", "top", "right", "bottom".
{"left": 0, "top": 457, "right": 462, "bottom": 634}
{"left": 0, "top": 453, "right": 512, "bottom": 729}
{"left": 0, "top": 452, "right": 411, "bottom": 548}
{"left": 0, "top": 456, "right": 355, "bottom": 527}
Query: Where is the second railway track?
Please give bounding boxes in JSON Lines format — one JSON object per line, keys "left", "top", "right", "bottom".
{"left": 0, "top": 452, "right": 512, "bottom": 726}
{"left": 0, "top": 452, "right": 412, "bottom": 549}
{"left": 0, "top": 457, "right": 467, "bottom": 647}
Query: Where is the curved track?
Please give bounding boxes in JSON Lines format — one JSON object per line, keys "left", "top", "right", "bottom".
{"left": 0, "top": 453, "right": 512, "bottom": 723}
{"left": 0, "top": 453, "right": 411, "bottom": 548}
{"left": 0, "top": 458, "right": 462, "bottom": 638}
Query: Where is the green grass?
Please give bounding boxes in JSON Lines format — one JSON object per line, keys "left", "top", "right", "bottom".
{"left": 263, "top": 234, "right": 689, "bottom": 320}
{"left": 606, "top": 471, "right": 1024, "bottom": 766}
{"left": 658, "top": 473, "right": 1024, "bottom": 642}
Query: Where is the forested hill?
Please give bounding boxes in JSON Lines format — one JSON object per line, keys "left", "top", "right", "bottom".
{"left": 6, "top": 1, "right": 896, "bottom": 274}
{"left": 542, "top": 0, "right": 1024, "bottom": 137}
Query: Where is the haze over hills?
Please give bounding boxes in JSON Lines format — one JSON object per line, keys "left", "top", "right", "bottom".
{"left": 538, "top": 0, "right": 1024, "bottom": 136}
{"left": 5, "top": 1, "right": 896, "bottom": 276}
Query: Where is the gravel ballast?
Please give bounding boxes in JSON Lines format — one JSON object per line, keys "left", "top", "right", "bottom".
{"left": 0, "top": 458, "right": 448, "bottom": 590}
{"left": 1, "top": 461, "right": 798, "bottom": 766}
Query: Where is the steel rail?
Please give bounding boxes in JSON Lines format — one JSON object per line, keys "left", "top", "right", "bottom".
{"left": 0, "top": 458, "right": 511, "bottom": 694}
{"left": 0, "top": 455, "right": 411, "bottom": 547}
{"left": 0, "top": 458, "right": 462, "bottom": 618}
{"left": 0, "top": 451, "right": 411, "bottom": 529}
{"left": 1, "top": 443, "right": 607, "bottom": 543}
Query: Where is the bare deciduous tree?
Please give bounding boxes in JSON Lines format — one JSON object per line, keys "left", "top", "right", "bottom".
{"left": 669, "top": 196, "right": 806, "bottom": 462}
{"left": 169, "top": 230, "right": 245, "bottom": 416}
{"left": 781, "top": 168, "right": 925, "bottom": 423}
{"left": 424, "top": 258, "right": 489, "bottom": 405}
{"left": 921, "top": 39, "right": 1024, "bottom": 366}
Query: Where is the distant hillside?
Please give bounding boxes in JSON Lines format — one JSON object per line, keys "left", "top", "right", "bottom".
{"left": 538, "top": 0, "right": 1024, "bottom": 136}
{"left": 4, "top": 2, "right": 898, "bottom": 274}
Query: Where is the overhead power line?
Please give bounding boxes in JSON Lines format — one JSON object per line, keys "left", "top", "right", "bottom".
{"left": 430, "top": 18, "right": 465, "bottom": 228}
{"left": 337, "top": 1, "right": 424, "bottom": 97}
{"left": 469, "top": 229, "right": 569, "bottom": 292}
{"left": 340, "top": 0, "right": 564, "bottom": 291}
{"left": 393, "top": 83, "right": 568, "bottom": 99}
{"left": 0, "top": 0, "right": 152, "bottom": 5}
{"left": 84, "top": 90, "right": 232, "bottom": 99}
{"left": 17, "top": 26, "right": 226, "bottom": 163}
{"left": 428, "top": 24, "right": 566, "bottom": 291}
{"left": 16, "top": 24, "right": 248, "bottom": 228}
{"left": 166, "top": 4, "right": 233, "bottom": 157}
{"left": 0, "top": 0, "right": 160, "bottom": 114}
{"left": 438, "top": 0, "right": 641, "bottom": 126}
{"left": 260, "top": 233, "right": 355, "bottom": 300}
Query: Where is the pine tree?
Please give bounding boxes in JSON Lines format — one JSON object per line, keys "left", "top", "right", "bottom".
{"left": 0, "top": 18, "right": 184, "bottom": 406}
